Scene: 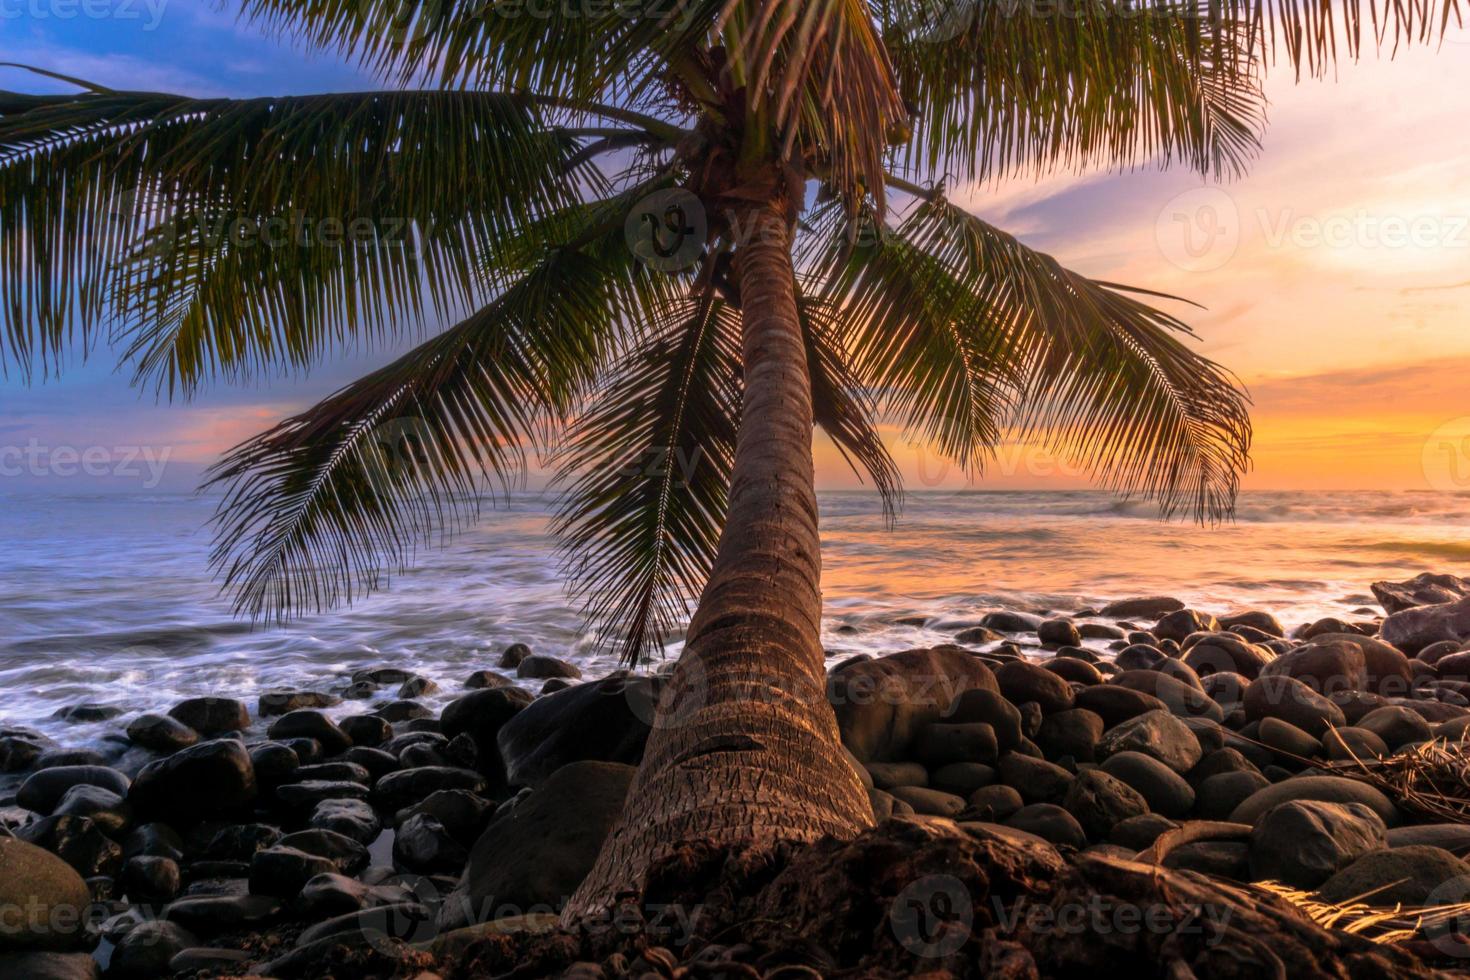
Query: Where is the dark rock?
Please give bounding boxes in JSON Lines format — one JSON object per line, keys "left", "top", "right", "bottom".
{"left": 121, "top": 823, "right": 184, "bottom": 863}
{"left": 515, "top": 654, "right": 582, "bottom": 680}
{"left": 1386, "top": 824, "right": 1470, "bottom": 853}
{"left": 16, "top": 814, "right": 122, "bottom": 878}
{"left": 1260, "top": 641, "right": 1367, "bottom": 695}
{"left": 1096, "top": 710, "right": 1201, "bottom": 774}
{"left": 53, "top": 703, "right": 123, "bottom": 723}
{"left": 889, "top": 785, "right": 966, "bottom": 817}
{"left": 830, "top": 648, "right": 998, "bottom": 763}
{"left": 163, "top": 893, "right": 282, "bottom": 934}
{"left": 124, "top": 714, "right": 198, "bottom": 753}
{"left": 1357, "top": 705, "right": 1432, "bottom": 750}
{"left": 1322, "top": 726, "right": 1390, "bottom": 762}
{"left": 119, "top": 854, "right": 180, "bottom": 903}
{"left": 1100, "top": 751, "right": 1194, "bottom": 818}
{"left": 943, "top": 688, "right": 1023, "bottom": 750}
{"left": 965, "top": 785, "right": 1023, "bottom": 821}
{"left": 955, "top": 625, "right": 1003, "bottom": 644}
{"left": 1035, "top": 709, "right": 1104, "bottom": 764}
{"left": 248, "top": 846, "right": 336, "bottom": 899}
{"left": 1044, "top": 658, "right": 1103, "bottom": 686}
{"left": 393, "top": 814, "right": 468, "bottom": 873}
{"left": 267, "top": 710, "right": 351, "bottom": 756}
{"left": 276, "top": 780, "right": 370, "bottom": 810}
{"left": 1071, "top": 685, "right": 1166, "bottom": 728}
{"left": 997, "top": 753, "right": 1074, "bottom": 805}
{"left": 1381, "top": 597, "right": 1470, "bottom": 654}
{"left": 1243, "top": 674, "right": 1346, "bottom": 737}
{"left": 1229, "top": 775, "right": 1400, "bottom": 827}
{"left": 0, "top": 733, "right": 49, "bottom": 773}
{"left": 1154, "top": 609, "right": 1219, "bottom": 644}
{"left": 395, "top": 790, "right": 493, "bottom": 845}
{"left": 1181, "top": 633, "right": 1274, "bottom": 679}
{"left": 1219, "top": 610, "right": 1286, "bottom": 637}
{"left": 1111, "top": 671, "right": 1222, "bottom": 722}
{"left": 374, "top": 700, "right": 434, "bottom": 723}
{"left": 439, "top": 684, "right": 535, "bottom": 781}
{"left": 17, "top": 766, "right": 129, "bottom": 814}
{"left": 441, "top": 761, "right": 631, "bottom": 931}
{"left": 1038, "top": 619, "right": 1082, "bottom": 647}
{"left": 259, "top": 690, "right": 341, "bottom": 717}
{"left": 1196, "top": 770, "right": 1270, "bottom": 820}
{"left": 1258, "top": 717, "right": 1321, "bottom": 763}
{"left": 980, "top": 610, "right": 1044, "bottom": 633}
{"left": 1078, "top": 623, "right": 1127, "bottom": 640}
{"left": 1188, "top": 747, "right": 1261, "bottom": 783}
{"left": 994, "top": 661, "right": 1074, "bottom": 714}
{"left": 296, "top": 760, "right": 370, "bottom": 783}
{"left": 1062, "top": 769, "right": 1148, "bottom": 840}
{"left": 1319, "top": 845, "right": 1470, "bottom": 906}
{"left": 1100, "top": 597, "right": 1185, "bottom": 619}
{"left": 374, "top": 766, "right": 487, "bottom": 813}
{"left": 167, "top": 698, "right": 249, "bottom": 735}
{"left": 399, "top": 742, "right": 450, "bottom": 768}
{"left": 1163, "top": 840, "right": 1248, "bottom": 879}
{"left": 1248, "top": 801, "right": 1387, "bottom": 888}
{"left": 1110, "top": 813, "right": 1178, "bottom": 852}
{"left": 911, "top": 722, "right": 998, "bottom": 766}
{"left": 310, "top": 798, "right": 381, "bottom": 845}
{"left": 1004, "top": 803, "right": 1087, "bottom": 848}
{"left": 296, "top": 873, "right": 415, "bottom": 918}
{"left": 465, "top": 670, "right": 513, "bottom": 689}
{"left": 397, "top": 675, "right": 439, "bottom": 699}
{"left": 1373, "top": 573, "right": 1470, "bottom": 615}
{"left": 108, "top": 920, "right": 197, "bottom": 980}
{"left": 1114, "top": 644, "right": 1169, "bottom": 672}
{"left": 929, "top": 763, "right": 996, "bottom": 797}
{"left": 128, "top": 739, "right": 256, "bottom": 823}
{"left": 865, "top": 761, "right": 927, "bottom": 790}
{"left": 168, "top": 948, "right": 252, "bottom": 974}
{"left": 0, "top": 838, "right": 93, "bottom": 951}
{"left": 498, "top": 643, "right": 533, "bottom": 669}
{"left": 342, "top": 746, "right": 398, "bottom": 779}
{"left": 52, "top": 784, "right": 130, "bottom": 836}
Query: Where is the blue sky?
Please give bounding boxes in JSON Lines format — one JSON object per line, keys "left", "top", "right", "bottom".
{"left": 4, "top": 8, "right": 1470, "bottom": 492}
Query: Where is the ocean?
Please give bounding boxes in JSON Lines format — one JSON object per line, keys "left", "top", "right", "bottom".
{"left": 3, "top": 489, "right": 1467, "bottom": 748}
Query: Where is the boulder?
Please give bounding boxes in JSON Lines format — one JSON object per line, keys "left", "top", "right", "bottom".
{"left": 996, "top": 753, "right": 1074, "bottom": 805}
{"left": 1319, "top": 845, "right": 1470, "bottom": 906}
{"left": 52, "top": 784, "right": 129, "bottom": 836}
{"left": 495, "top": 675, "right": 649, "bottom": 787}
{"left": 1044, "top": 658, "right": 1103, "bottom": 686}
{"left": 1154, "top": 609, "right": 1219, "bottom": 644}
{"left": 966, "top": 785, "right": 1024, "bottom": 822}
{"left": 1096, "top": 710, "right": 1201, "bottom": 774}
{"left": 1380, "top": 597, "right": 1470, "bottom": 655}
{"left": 310, "top": 798, "right": 381, "bottom": 845}
{"left": 1259, "top": 641, "right": 1367, "bottom": 695}
{"left": 1182, "top": 634, "right": 1274, "bottom": 679}
{"left": 1099, "top": 597, "right": 1185, "bottom": 619}
{"left": 128, "top": 739, "right": 256, "bottom": 823}
{"left": 515, "top": 655, "right": 582, "bottom": 680}
{"left": 994, "top": 661, "right": 1074, "bottom": 714}
{"left": 980, "top": 611, "right": 1044, "bottom": 633}
{"left": 929, "top": 763, "right": 996, "bottom": 797}
{"left": 1372, "top": 573, "right": 1470, "bottom": 615}
{"left": 1229, "top": 775, "right": 1400, "bottom": 827}
{"left": 17, "top": 767, "right": 129, "bottom": 815}
{"left": 167, "top": 698, "right": 249, "bottom": 735}
{"left": 0, "top": 838, "right": 93, "bottom": 951}
{"left": 911, "top": 722, "right": 998, "bottom": 766}
{"left": 1038, "top": 619, "right": 1082, "bottom": 648}
{"left": 125, "top": 714, "right": 198, "bottom": 753}
{"left": 162, "top": 894, "right": 282, "bottom": 934}
{"left": 942, "top": 689, "right": 1023, "bottom": 750}
{"left": 1248, "top": 800, "right": 1387, "bottom": 889}
{"left": 1242, "top": 675, "right": 1345, "bottom": 737}
{"left": 1072, "top": 686, "right": 1166, "bottom": 729}
{"left": 374, "top": 767, "right": 487, "bottom": 814}
{"left": 118, "top": 854, "right": 180, "bottom": 904}
{"left": 1357, "top": 705, "right": 1433, "bottom": 750}
{"left": 439, "top": 685, "right": 534, "bottom": 778}
{"left": 1100, "top": 752, "right": 1194, "bottom": 818}
{"left": 1004, "top": 803, "right": 1087, "bottom": 849}
{"left": 258, "top": 690, "right": 341, "bottom": 717}
{"left": 267, "top": 711, "right": 351, "bottom": 756}
{"left": 889, "top": 786, "right": 966, "bottom": 818}
{"left": 1034, "top": 709, "right": 1104, "bottom": 764}
{"left": 441, "top": 761, "right": 632, "bottom": 930}
{"left": 497, "top": 643, "right": 533, "bottom": 669}
{"left": 465, "top": 670, "right": 513, "bottom": 689}
{"left": 1111, "top": 672, "right": 1222, "bottom": 722}
{"left": 1062, "top": 769, "right": 1148, "bottom": 840}
{"left": 1219, "top": 611, "right": 1286, "bottom": 638}
{"left": 1322, "top": 726, "right": 1389, "bottom": 763}
{"left": 277, "top": 828, "right": 369, "bottom": 875}
{"left": 107, "top": 920, "right": 196, "bottom": 980}
{"left": 394, "top": 813, "right": 469, "bottom": 873}
{"left": 1196, "top": 771, "right": 1270, "bottom": 821}
{"left": 1163, "top": 840, "right": 1248, "bottom": 879}
{"left": 865, "top": 761, "right": 927, "bottom": 791}
{"left": 1257, "top": 717, "right": 1321, "bottom": 763}
{"left": 248, "top": 846, "right": 338, "bottom": 899}
{"left": 830, "top": 648, "right": 997, "bottom": 763}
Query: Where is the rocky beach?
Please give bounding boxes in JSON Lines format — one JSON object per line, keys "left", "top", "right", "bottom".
{"left": 6, "top": 570, "right": 1470, "bottom": 978}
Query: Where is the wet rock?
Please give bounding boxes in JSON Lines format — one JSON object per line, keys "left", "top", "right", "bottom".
{"left": 52, "top": 703, "right": 123, "bottom": 724}
{"left": 1112, "top": 671, "right": 1222, "bottom": 722}
{"left": 258, "top": 690, "right": 341, "bottom": 717}
{"left": 929, "top": 763, "right": 996, "bottom": 797}
{"left": 995, "top": 660, "right": 1074, "bottom": 714}
{"left": 17, "top": 814, "right": 123, "bottom": 878}
{"left": 465, "top": 670, "right": 513, "bottom": 689}
{"left": 441, "top": 685, "right": 536, "bottom": 782}
{"left": 267, "top": 710, "right": 351, "bottom": 756}
{"left": 310, "top": 799, "right": 381, "bottom": 845}
{"left": 397, "top": 675, "right": 439, "bottom": 699}
{"left": 52, "top": 784, "right": 130, "bottom": 836}
{"left": 1045, "top": 658, "right": 1103, "bottom": 686}
{"left": 1038, "top": 619, "right": 1082, "bottom": 647}
{"left": 163, "top": 893, "right": 282, "bottom": 934}
{"left": 0, "top": 838, "right": 94, "bottom": 951}
{"left": 911, "top": 722, "right": 998, "bottom": 766}
{"left": 167, "top": 698, "right": 249, "bottom": 736}
{"left": 1100, "top": 751, "right": 1194, "bottom": 818}
{"left": 1229, "top": 775, "right": 1400, "bottom": 827}
{"left": 498, "top": 643, "right": 533, "bottom": 669}
{"left": 1115, "top": 644, "right": 1169, "bottom": 671}
{"left": 342, "top": 746, "right": 398, "bottom": 779}
{"left": 1181, "top": 633, "right": 1275, "bottom": 679}
{"left": 1372, "top": 573, "right": 1470, "bottom": 615}
{"left": 1163, "top": 840, "right": 1248, "bottom": 879}
{"left": 1100, "top": 597, "right": 1185, "bottom": 619}
{"left": 1110, "top": 813, "right": 1178, "bottom": 852}
{"left": 1381, "top": 597, "right": 1470, "bottom": 654}
{"left": 1248, "top": 800, "right": 1387, "bottom": 889}
{"left": 399, "top": 741, "right": 450, "bottom": 768}
{"left": 1258, "top": 717, "right": 1321, "bottom": 762}
{"left": 278, "top": 828, "right": 369, "bottom": 876}
{"left": 395, "top": 789, "right": 493, "bottom": 846}
{"left": 1219, "top": 610, "right": 1286, "bottom": 637}
{"left": 1034, "top": 709, "right": 1104, "bottom": 763}
{"left": 108, "top": 920, "right": 196, "bottom": 980}
{"left": 997, "top": 753, "right": 1074, "bottom": 805}
{"left": 1062, "top": 769, "right": 1147, "bottom": 840}
{"left": 865, "top": 761, "right": 927, "bottom": 790}
{"left": 1097, "top": 710, "right": 1201, "bottom": 774}
{"left": 0, "top": 732, "right": 49, "bottom": 772}
{"left": 943, "top": 688, "right": 1023, "bottom": 750}
{"left": 441, "top": 761, "right": 632, "bottom": 931}
{"left": 129, "top": 739, "right": 256, "bottom": 823}
{"left": 830, "top": 648, "right": 998, "bottom": 763}
{"left": 1260, "top": 640, "right": 1367, "bottom": 695}
{"left": 1243, "top": 674, "right": 1346, "bottom": 737}
{"left": 119, "top": 854, "right": 180, "bottom": 904}
{"left": 1319, "top": 845, "right": 1470, "bottom": 906}
{"left": 1196, "top": 770, "right": 1270, "bottom": 821}
{"left": 1153, "top": 609, "right": 1219, "bottom": 644}
{"left": 966, "top": 785, "right": 1024, "bottom": 821}
{"left": 955, "top": 625, "right": 1003, "bottom": 644}
{"left": 980, "top": 610, "right": 1044, "bottom": 633}
{"left": 374, "top": 766, "right": 487, "bottom": 814}
{"left": 17, "top": 766, "right": 130, "bottom": 814}
{"left": 249, "top": 846, "right": 338, "bottom": 899}
{"left": 889, "top": 786, "right": 966, "bottom": 817}
{"left": 515, "top": 654, "right": 582, "bottom": 680}
{"left": 248, "top": 742, "right": 300, "bottom": 791}
{"left": 1357, "top": 705, "right": 1433, "bottom": 750}
{"left": 1322, "top": 726, "right": 1390, "bottom": 762}
{"left": 276, "top": 780, "right": 370, "bottom": 811}
{"left": 297, "top": 873, "right": 415, "bottom": 918}
{"left": 393, "top": 814, "right": 468, "bottom": 873}
{"left": 121, "top": 823, "right": 185, "bottom": 863}
{"left": 1005, "top": 803, "right": 1087, "bottom": 848}
{"left": 124, "top": 713, "right": 198, "bottom": 753}
{"left": 1079, "top": 623, "right": 1127, "bottom": 640}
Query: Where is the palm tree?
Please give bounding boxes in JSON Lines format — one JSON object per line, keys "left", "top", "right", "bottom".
{"left": 0, "top": 0, "right": 1458, "bottom": 920}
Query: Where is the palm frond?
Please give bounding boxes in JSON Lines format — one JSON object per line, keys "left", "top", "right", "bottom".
{"left": 0, "top": 87, "right": 582, "bottom": 388}
{"left": 880, "top": 0, "right": 1268, "bottom": 181}
{"left": 205, "top": 200, "right": 677, "bottom": 621}
{"left": 552, "top": 289, "right": 741, "bottom": 665}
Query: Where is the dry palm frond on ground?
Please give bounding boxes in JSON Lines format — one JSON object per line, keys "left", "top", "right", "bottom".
{"left": 1254, "top": 881, "right": 1470, "bottom": 951}
{"left": 1311, "top": 738, "right": 1470, "bottom": 825}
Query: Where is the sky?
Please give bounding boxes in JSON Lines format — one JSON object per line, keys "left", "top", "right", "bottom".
{"left": 2, "top": 4, "right": 1469, "bottom": 495}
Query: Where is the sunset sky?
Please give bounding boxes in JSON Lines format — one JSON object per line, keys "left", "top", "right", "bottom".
{"left": 3, "top": 5, "right": 1468, "bottom": 493}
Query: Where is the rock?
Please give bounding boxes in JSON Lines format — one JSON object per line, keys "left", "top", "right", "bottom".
{"left": 1319, "top": 845, "right": 1470, "bottom": 906}
{"left": 1078, "top": 623, "right": 1127, "bottom": 640}
{"left": 129, "top": 739, "right": 256, "bottom": 823}
{"left": 0, "top": 952, "right": 98, "bottom": 979}
{"left": 929, "top": 763, "right": 996, "bottom": 797}
{"left": 1154, "top": 609, "right": 1219, "bottom": 643}
{"left": 163, "top": 894, "right": 282, "bottom": 934}
{"left": 1219, "top": 610, "right": 1286, "bottom": 637}
{"left": 515, "top": 654, "right": 582, "bottom": 680}
{"left": 307, "top": 798, "right": 380, "bottom": 845}
{"left": 118, "top": 854, "right": 180, "bottom": 903}
{"left": 889, "top": 786, "right": 966, "bottom": 818}
{"left": 52, "top": 785, "right": 129, "bottom": 836}
{"left": 1069, "top": 685, "right": 1168, "bottom": 734}
{"left": 498, "top": 675, "right": 666, "bottom": 790}
{"left": 1248, "top": 801, "right": 1388, "bottom": 889}
{"left": 296, "top": 873, "right": 415, "bottom": 918}
{"left": 1387, "top": 824, "right": 1470, "bottom": 853}
{"left": 397, "top": 674, "right": 438, "bottom": 699}
{"left": 1005, "top": 803, "right": 1087, "bottom": 848}
{"left": 1229, "top": 775, "right": 1401, "bottom": 827}
{"left": 52, "top": 703, "right": 123, "bottom": 723}
{"left": 994, "top": 661, "right": 1074, "bottom": 714}
{"left": 954, "top": 625, "right": 1003, "bottom": 644}
{"left": 267, "top": 710, "right": 351, "bottom": 756}
{"left": 167, "top": 698, "right": 249, "bottom": 735}
{"left": 865, "top": 761, "right": 928, "bottom": 790}
{"left": 276, "top": 780, "right": 370, "bottom": 809}
{"left": 966, "top": 785, "right": 1024, "bottom": 821}
{"left": 1096, "top": 710, "right": 1201, "bottom": 774}
{"left": 1259, "top": 641, "right": 1367, "bottom": 695}
{"left": 1114, "top": 644, "right": 1169, "bottom": 672}
{"left": 374, "top": 766, "right": 487, "bottom": 814}
{"left": 395, "top": 790, "right": 493, "bottom": 846}
{"left": 1182, "top": 634, "right": 1274, "bottom": 679}
{"left": 1100, "top": 752, "right": 1194, "bottom": 818}
{"left": 943, "top": 689, "right": 1023, "bottom": 750}
{"left": 1034, "top": 709, "right": 1104, "bottom": 763}
{"left": 1243, "top": 675, "right": 1346, "bottom": 737}
{"left": 278, "top": 828, "right": 369, "bottom": 875}
{"left": 108, "top": 920, "right": 196, "bottom": 980}
{"left": 980, "top": 610, "right": 1044, "bottom": 633}
{"left": 1038, "top": 619, "right": 1082, "bottom": 647}
{"left": 121, "top": 823, "right": 184, "bottom": 863}
{"left": 248, "top": 846, "right": 337, "bottom": 899}
{"left": 1045, "top": 658, "right": 1103, "bottom": 686}
{"left": 373, "top": 699, "right": 434, "bottom": 723}
{"left": 911, "top": 722, "right": 998, "bottom": 766}
{"left": 1372, "top": 573, "right": 1470, "bottom": 615}
{"left": 1195, "top": 770, "right": 1269, "bottom": 821}
{"left": 1357, "top": 705, "right": 1432, "bottom": 750}
{"left": 1062, "top": 769, "right": 1148, "bottom": 840}
{"left": 0, "top": 732, "right": 49, "bottom": 772}
{"left": 1381, "top": 597, "right": 1470, "bottom": 655}
{"left": 167, "top": 948, "right": 252, "bottom": 974}
{"left": 17, "top": 766, "right": 129, "bottom": 814}
{"left": 1258, "top": 717, "right": 1321, "bottom": 762}
{"left": 1110, "top": 813, "right": 1178, "bottom": 851}
{"left": 16, "top": 815, "right": 122, "bottom": 878}
{"left": 394, "top": 813, "right": 468, "bottom": 873}
{"left": 1100, "top": 597, "right": 1185, "bottom": 619}
{"left": 1316, "top": 634, "right": 1416, "bottom": 698}
{"left": 258, "top": 690, "right": 341, "bottom": 717}
{"left": 442, "top": 761, "right": 632, "bottom": 931}
{"left": 124, "top": 714, "right": 198, "bottom": 753}
{"left": 1163, "top": 840, "right": 1248, "bottom": 879}
{"left": 1322, "top": 726, "right": 1389, "bottom": 762}
{"left": 439, "top": 685, "right": 535, "bottom": 778}
{"left": 498, "top": 643, "right": 533, "bottom": 669}
{"left": 996, "top": 753, "right": 1074, "bottom": 805}
{"left": 1111, "top": 671, "right": 1222, "bottom": 722}
{"left": 0, "top": 838, "right": 93, "bottom": 951}
{"left": 830, "top": 648, "right": 998, "bottom": 763}
{"left": 465, "top": 670, "right": 513, "bottom": 689}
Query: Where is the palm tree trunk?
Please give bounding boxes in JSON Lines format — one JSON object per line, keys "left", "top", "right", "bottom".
{"left": 565, "top": 197, "right": 874, "bottom": 920}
